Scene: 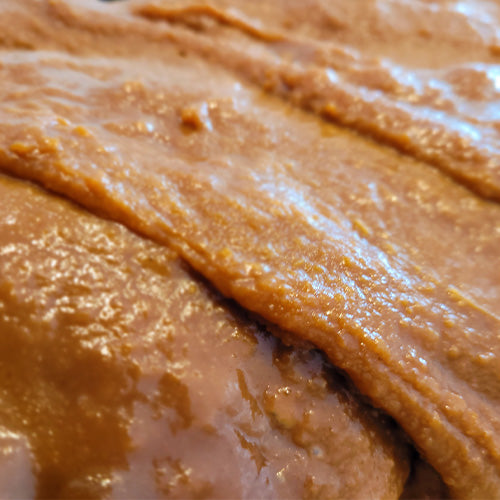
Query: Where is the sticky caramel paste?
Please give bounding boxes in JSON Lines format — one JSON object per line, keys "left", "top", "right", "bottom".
{"left": 0, "top": 174, "right": 411, "bottom": 499}
{"left": 0, "top": 0, "right": 498, "bottom": 498}
{"left": 132, "top": 0, "right": 500, "bottom": 201}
